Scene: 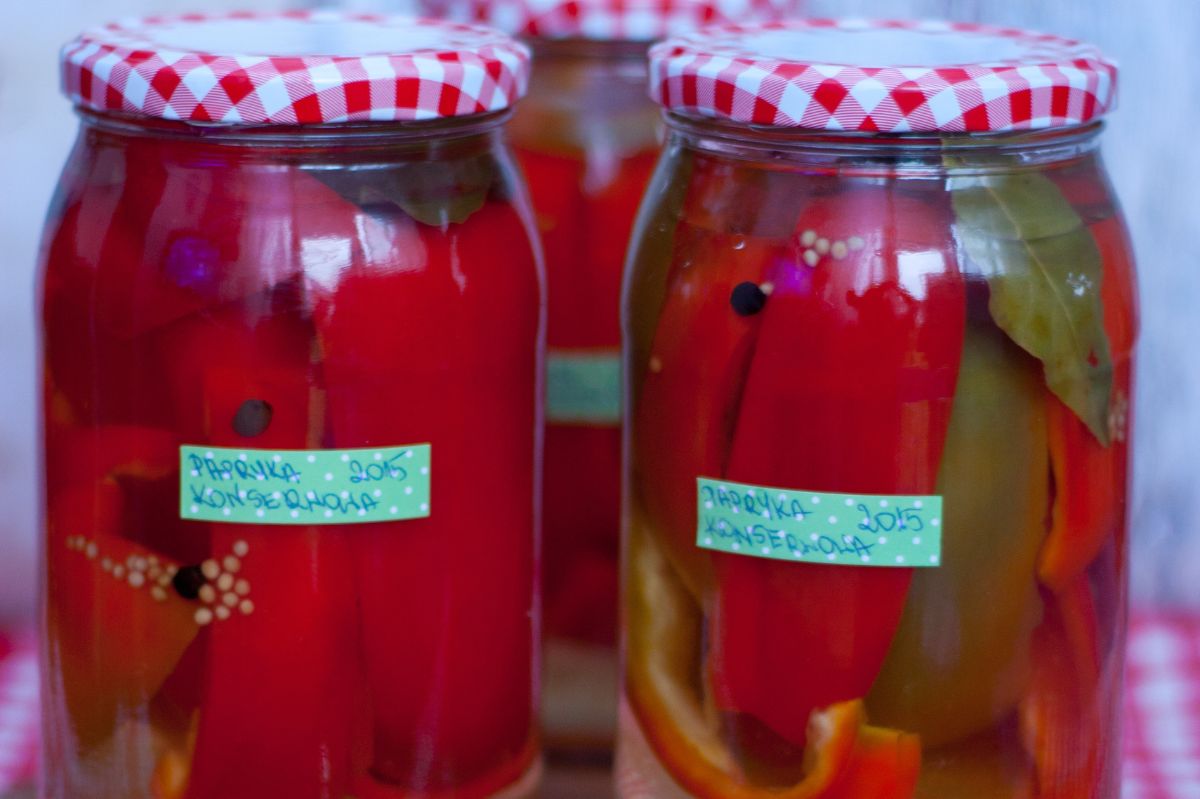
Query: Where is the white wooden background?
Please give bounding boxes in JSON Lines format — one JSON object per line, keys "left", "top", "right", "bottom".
{"left": 0, "top": 0, "right": 1196, "bottom": 619}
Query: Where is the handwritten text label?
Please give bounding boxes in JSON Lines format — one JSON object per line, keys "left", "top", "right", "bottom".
{"left": 696, "top": 477, "right": 943, "bottom": 568}
{"left": 180, "top": 444, "right": 431, "bottom": 526}
{"left": 546, "top": 349, "right": 621, "bottom": 426}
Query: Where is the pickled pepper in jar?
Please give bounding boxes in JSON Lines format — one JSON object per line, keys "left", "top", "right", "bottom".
{"left": 619, "top": 20, "right": 1134, "bottom": 799}
{"left": 41, "top": 12, "right": 543, "bottom": 798}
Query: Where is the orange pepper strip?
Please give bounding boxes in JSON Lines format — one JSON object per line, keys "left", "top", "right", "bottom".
{"left": 1019, "top": 576, "right": 1107, "bottom": 799}
{"left": 822, "top": 724, "right": 922, "bottom": 799}
{"left": 1038, "top": 210, "right": 1135, "bottom": 591}
{"left": 1093, "top": 215, "right": 1136, "bottom": 583}
{"left": 625, "top": 518, "right": 920, "bottom": 799}
{"left": 150, "top": 716, "right": 199, "bottom": 799}
{"left": 1037, "top": 394, "right": 1118, "bottom": 591}
{"left": 639, "top": 697, "right": 921, "bottom": 799}
{"left": 46, "top": 480, "right": 198, "bottom": 748}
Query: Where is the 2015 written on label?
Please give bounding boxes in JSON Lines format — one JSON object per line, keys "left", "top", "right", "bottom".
{"left": 696, "top": 478, "right": 943, "bottom": 568}
{"left": 180, "top": 444, "right": 432, "bottom": 526}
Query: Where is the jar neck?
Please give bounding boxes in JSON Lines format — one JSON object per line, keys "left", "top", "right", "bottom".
{"left": 524, "top": 38, "right": 650, "bottom": 106}
{"left": 76, "top": 107, "right": 513, "bottom": 157}
{"left": 510, "top": 37, "right": 659, "bottom": 155}
{"left": 663, "top": 112, "right": 1106, "bottom": 176}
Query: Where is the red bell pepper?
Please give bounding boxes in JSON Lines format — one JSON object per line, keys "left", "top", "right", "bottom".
{"left": 1035, "top": 204, "right": 1134, "bottom": 589}
{"left": 821, "top": 717, "right": 922, "bottom": 799}
{"left": 1032, "top": 211, "right": 1132, "bottom": 590}
{"left": 1019, "top": 576, "right": 1110, "bottom": 799}
{"left": 544, "top": 553, "right": 620, "bottom": 646}
{"left": 1022, "top": 169, "right": 1130, "bottom": 796}
{"left": 153, "top": 287, "right": 317, "bottom": 448}
{"left": 45, "top": 423, "right": 178, "bottom": 495}
{"left": 1038, "top": 394, "right": 1119, "bottom": 590}
{"left": 517, "top": 148, "right": 589, "bottom": 348}
{"left": 41, "top": 416, "right": 213, "bottom": 571}
{"left": 349, "top": 740, "right": 539, "bottom": 799}
{"left": 42, "top": 140, "right": 309, "bottom": 432}
{"left": 41, "top": 195, "right": 176, "bottom": 429}
{"left": 708, "top": 185, "right": 965, "bottom": 749}
{"left": 156, "top": 295, "right": 360, "bottom": 799}
{"left": 312, "top": 198, "right": 540, "bottom": 794}
{"left": 520, "top": 147, "right": 618, "bottom": 645}
{"left": 1093, "top": 214, "right": 1137, "bottom": 587}
{"left": 633, "top": 225, "right": 785, "bottom": 601}
{"left": 523, "top": 145, "right": 658, "bottom": 646}
{"left": 87, "top": 138, "right": 303, "bottom": 341}
{"left": 1041, "top": 170, "right": 1136, "bottom": 589}
{"left": 182, "top": 520, "right": 360, "bottom": 799}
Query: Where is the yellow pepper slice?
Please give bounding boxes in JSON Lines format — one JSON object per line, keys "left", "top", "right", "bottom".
{"left": 867, "top": 323, "right": 1047, "bottom": 747}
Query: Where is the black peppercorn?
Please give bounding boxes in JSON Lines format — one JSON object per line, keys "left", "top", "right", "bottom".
{"left": 232, "top": 399, "right": 273, "bottom": 438}
{"left": 730, "top": 281, "right": 768, "bottom": 316}
{"left": 172, "top": 565, "right": 207, "bottom": 600}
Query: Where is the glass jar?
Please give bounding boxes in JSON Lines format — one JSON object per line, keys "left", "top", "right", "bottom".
{"left": 619, "top": 20, "right": 1134, "bottom": 798}
{"left": 512, "top": 36, "right": 659, "bottom": 750}
{"left": 427, "top": 0, "right": 799, "bottom": 751}
{"left": 39, "top": 13, "right": 542, "bottom": 799}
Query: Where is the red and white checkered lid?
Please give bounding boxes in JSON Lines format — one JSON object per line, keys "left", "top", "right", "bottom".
{"left": 422, "top": 0, "right": 801, "bottom": 41}
{"left": 650, "top": 19, "right": 1118, "bottom": 132}
{"left": 60, "top": 11, "right": 531, "bottom": 125}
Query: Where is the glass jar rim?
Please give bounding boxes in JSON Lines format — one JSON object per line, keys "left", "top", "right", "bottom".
{"left": 663, "top": 111, "right": 1106, "bottom": 173}
{"left": 74, "top": 106, "right": 514, "bottom": 149}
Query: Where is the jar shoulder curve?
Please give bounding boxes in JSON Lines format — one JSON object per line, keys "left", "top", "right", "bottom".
{"left": 624, "top": 128, "right": 1137, "bottom": 341}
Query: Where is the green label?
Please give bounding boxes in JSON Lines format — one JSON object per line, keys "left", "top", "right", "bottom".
{"left": 696, "top": 477, "right": 943, "bottom": 567}
{"left": 180, "top": 444, "right": 431, "bottom": 525}
{"left": 546, "top": 349, "right": 621, "bottom": 425}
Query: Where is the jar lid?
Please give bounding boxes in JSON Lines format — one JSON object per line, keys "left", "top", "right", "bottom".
{"left": 422, "top": 0, "right": 799, "bottom": 42}
{"left": 649, "top": 19, "right": 1118, "bottom": 132}
{"left": 60, "top": 11, "right": 531, "bottom": 125}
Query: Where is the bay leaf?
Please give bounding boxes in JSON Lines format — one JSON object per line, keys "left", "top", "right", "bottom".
{"left": 950, "top": 170, "right": 1112, "bottom": 445}
{"left": 304, "top": 153, "right": 496, "bottom": 227}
